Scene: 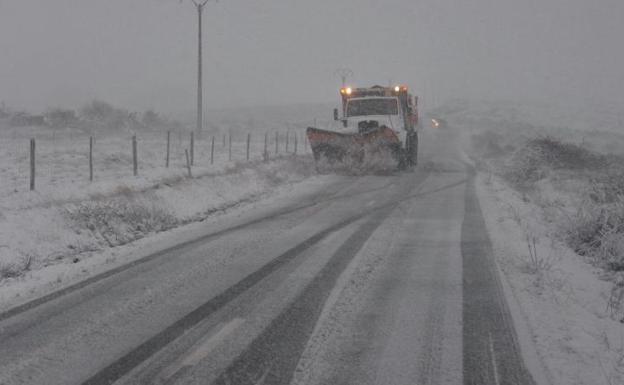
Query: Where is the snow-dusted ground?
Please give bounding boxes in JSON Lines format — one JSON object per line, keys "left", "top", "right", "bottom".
{"left": 436, "top": 99, "right": 624, "bottom": 156}
{"left": 476, "top": 174, "right": 624, "bottom": 385}
{"left": 0, "top": 114, "right": 336, "bottom": 312}
{"left": 2, "top": 100, "right": 623, "bottom": 384}
{"left": 0, "top": 156, "right": 340, "bottom": 312}
{"left": 450, "top": 100, "right": 624, "bottom": 385}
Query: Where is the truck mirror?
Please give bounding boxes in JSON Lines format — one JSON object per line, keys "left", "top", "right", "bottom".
{"left": 333, "top": 108, "right": 339, "bottom": 121}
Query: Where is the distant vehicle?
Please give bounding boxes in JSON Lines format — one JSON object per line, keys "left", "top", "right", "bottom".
{"left": 430, "top": 118, "right": 447, "bottom": 129}
{"left": 307, "top": 85, "right": 419, "bottom": 169}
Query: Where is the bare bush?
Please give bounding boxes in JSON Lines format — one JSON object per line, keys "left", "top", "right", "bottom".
{"left": 524, "top": 234, "right": 552, "bottom": 275}
{"left": 606, "top": 277, "right": 624, "bottom": 321}
{"left": 589, "top": 169, "right": 624, "bottom": 204}
{"left": 80, "top": 100, "right": 142, "bottom": 131}
{"left": 0, "top": 253, "right": 34, "bottom": 280}
{"left": 564, "top": 199, "right": 624, "bottom": 272}
{"left": 67, "top": 197, "right": 178, "bottom": 247}
{"left": 502, "top": 137, "right": 609, "bottom": 189}
{"left": 45, "top": 108, "right": 78, "bottom": 128}
{"left": 141, "top": 109, "right": 169, "bottom": 129}
{"left": 0, "top": 263, "right": 24, "bottom": 279}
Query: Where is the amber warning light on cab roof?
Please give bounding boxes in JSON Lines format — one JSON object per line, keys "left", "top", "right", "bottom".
{"left": 340, "top": 85, "right": 408, "bottom": 97}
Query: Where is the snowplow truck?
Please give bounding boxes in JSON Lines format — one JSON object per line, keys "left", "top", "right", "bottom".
{"left": 307, "top": 85, "right": 419, "bottom": 169}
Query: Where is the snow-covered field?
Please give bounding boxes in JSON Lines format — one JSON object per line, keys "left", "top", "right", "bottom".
{"left": 0, "top": 108, "right": 337, "bottom": 310}
{"left": 0, "top": 122, "right": 311, "bottom": 204}
{"left": 437, "top": 99, "right": 624, "bottom": 156}
{"left": 0, "top": 150, "right": 337, "bottom": 310}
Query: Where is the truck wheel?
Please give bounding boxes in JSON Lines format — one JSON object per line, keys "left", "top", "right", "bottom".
{"left": 410, "top": 132, "right": 418, "bottom": 167}
{"left": 405, "top": 132, "right": 418, "bottom": 168}
{"left": 393, "top": 145, "right": 407, "bottom": 170}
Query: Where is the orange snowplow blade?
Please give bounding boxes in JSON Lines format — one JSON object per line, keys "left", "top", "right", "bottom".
{"left": 306, "top": 126, "right": 401, "bottom": 163}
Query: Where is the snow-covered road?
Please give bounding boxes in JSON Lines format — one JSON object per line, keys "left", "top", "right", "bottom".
{"left": 0, "top": 127, "right": 537, "bottom": 385}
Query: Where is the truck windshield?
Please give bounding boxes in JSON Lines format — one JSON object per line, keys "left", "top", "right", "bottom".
{"left": 346, "top": 98, "right": 399, "bottom": 117}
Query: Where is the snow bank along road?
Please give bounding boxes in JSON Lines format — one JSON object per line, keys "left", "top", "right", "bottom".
{"left": 0, "top": 127, "right": 537, "bottom": 385}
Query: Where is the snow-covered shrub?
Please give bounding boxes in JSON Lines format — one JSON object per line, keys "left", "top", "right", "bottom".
{"left": 502, "top": 137, "right": 607, "bottom": 189}
{"left": 45, "top": 108, "right": 78, "bottom": 128}
{"left": 0, "top": 254, "right": 33, "bottom": 280}
{"left": 0, "top": 263, "right": 23, "bottom": 279}
{"left": 565, "top": 199, "right": 624, "bottom": 272}
{"left": 66, "top": 197, "right": 178, "bottom": 248}
{"left": 79, "top": 100, "right": 143, "bottom": 131}
{"left": 588, "top": 168, "right": 624, "bottom": 204}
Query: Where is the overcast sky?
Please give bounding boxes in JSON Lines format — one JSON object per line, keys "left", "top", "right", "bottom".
{"left": 0, "top": 0, "right": 622, "bottom": 114}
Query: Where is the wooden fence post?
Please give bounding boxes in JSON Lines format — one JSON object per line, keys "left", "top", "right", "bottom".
{"left": 190, "top": 131, "right": 194, "bottom": 166}
{"left": 89, "top": 136, "right": 93, "bottom": 182}
{"left": 294, "top": 133, "right": 298, "bottom": 154}
{"left": 210, "top": 135, "right": 215, "bottom": 165}
{"left": 132, "top": 135, "right": 138, "bottom": 176}
{"left": 275, "top": 131, "right": 279, "bottom": 155}
{"left": 29, "top": 138, "right": 35, "bottom": 191}
{"left": 185, "top": 149, "right": 192, "bottom": 177}
{"left": 246, "top": 133, "right": 251, "bottom": 161}
{"left": 228, "top": 133, "right": 232, "bottom": 161}
{"left": 286, "top": 130, "right": 289, "bottom": 153}
{"left": 166, "top": 131, "right": 170, "bottom": 168}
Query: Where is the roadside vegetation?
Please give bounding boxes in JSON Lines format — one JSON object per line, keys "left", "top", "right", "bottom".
{"left": 66, "top": 197, "right": 179, "bottom": 248}
{"left": 471, "top": 129, "right": 624, "bottom": 317}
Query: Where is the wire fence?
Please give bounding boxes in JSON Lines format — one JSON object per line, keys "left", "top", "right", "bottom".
{"left": 0, "top": 128, "right": 311, "bottom": 194}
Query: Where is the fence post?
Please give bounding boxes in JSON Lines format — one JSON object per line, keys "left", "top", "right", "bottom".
{"left": 29, "top": 138, "right": 35, "bottom": 191}
{"left": 223, "top": 134, "right": 226, "bottom": 147}
{"left": 228, "top": 133, "right": 232, "bottom": 161}
{"left": 294, "top": 133, "right": 298, "bottom": 154}
{"left": 264, "top": 132, "right": 268, "bottom": 162}
{"left": 275, "top": 131, "right": 278, "bottom": 155}
{"left": 285, "top": 130, "right": 289, "bottom": 153}
{"left": 89, "top": 136, "right": 93, "bottom": 182}
{"left": 166, "top": 131, "right": 170, "bottom": 168}
{"left": 185, "top": 149, "right": 192, "bottom": 177}
{"left": 190, "top": 131, "right": 194, "bottom": 166}
{"left": 210, "top": 135, "right": 215, "bottom": 165}
{"left": 132, "top": 135, "right": 138, "bottom": 176}
{"left": 246, "top": 133, "right": 251, "bottom": 161}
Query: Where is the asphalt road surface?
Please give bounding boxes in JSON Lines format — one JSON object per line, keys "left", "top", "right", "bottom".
{"left": 0, "top": 126, "right": 536, "bottom": 385}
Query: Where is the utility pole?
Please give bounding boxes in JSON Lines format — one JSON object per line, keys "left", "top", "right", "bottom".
{"left": 334, "top": 68, "right": 354, "bottom": 88}
{"left": 190, "top": 0, "right": 211, "bottom": 139}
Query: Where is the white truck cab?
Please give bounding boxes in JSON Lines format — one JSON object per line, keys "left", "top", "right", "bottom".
{"left": 339, "top": 96, "right": 408, "bottom": 144}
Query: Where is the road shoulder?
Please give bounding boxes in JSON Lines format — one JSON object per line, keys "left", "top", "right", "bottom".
{"left": 475, "top": 172, "right": 624, "bottom": 385}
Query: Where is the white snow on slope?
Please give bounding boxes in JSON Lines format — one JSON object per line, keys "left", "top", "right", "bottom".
{"left": 0, "top": 154, "right": 331, "bottom": 312}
